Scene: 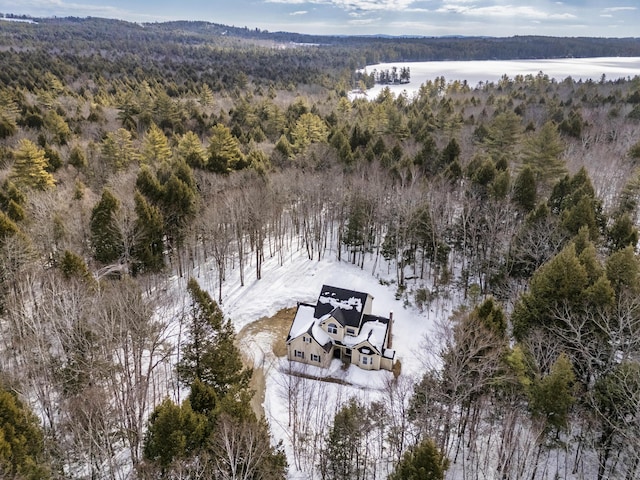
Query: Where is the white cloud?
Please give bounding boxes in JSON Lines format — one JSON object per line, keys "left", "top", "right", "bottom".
{"left": 602, "top": 6, "right": 637, "bottom": 13}
{"left": 348, "top": 16, "right": 382, "bottom": 25}
{"left": 0, "top": 0, "right": 161, "bottom": 20}
{"left": 2, "top": 0, "right": 118, "bottom": 14}
{"left": 266, "top": 0, "right": 327, "bottom": 4}
{"left": 290, "top": 10, "right": 308, "bottom": 15}
{"left": 334, "top": 0, "right": 417, "bottom": 11}
{"left": 266, "top": 0, "right": 419, "bottom": 12}
{"left": 437, "top": 4, "right": 576, "bottom": 21}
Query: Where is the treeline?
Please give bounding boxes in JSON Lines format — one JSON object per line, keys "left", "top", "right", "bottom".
{"left": 0, "top": 18, "right": 640, "bottom": 479}
{"left": 356, "top": 67, "right": 411, "bottom": 88}
{"left": 2, "top": 18, "right": 640, "bottom": 96}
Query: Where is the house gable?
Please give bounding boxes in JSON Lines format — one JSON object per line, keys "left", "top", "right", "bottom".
{"left": 319, "top": 311, "right": 346, "bottom": 342}
{"left": 287, "top": 303, "right": 332, "bottom": 348}
{"left": 286, "top": 303, "right": 333, "bottom": 368}
{"left": 345, "top": 315, "right": 388, "bottom": 352}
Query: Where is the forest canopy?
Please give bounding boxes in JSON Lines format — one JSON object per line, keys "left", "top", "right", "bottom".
{"left": 0, "top": 15, "right": 639, "bottom": 480}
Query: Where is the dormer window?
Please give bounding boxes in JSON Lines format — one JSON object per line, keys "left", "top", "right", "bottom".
{"left": 346, "top": 328, "right": 356, "bottom": 335}
{"left": 328, "top": 323, "right": 338, "bottom": 334}
{"left": 303, "top": 336, "right": 312, "bottom": 343}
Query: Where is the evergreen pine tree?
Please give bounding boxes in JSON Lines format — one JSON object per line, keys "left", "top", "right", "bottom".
{"left": 483, "top": 111, "right": 521, "bottom": 164}
{"left": 132, "top": 191, "right": 165, "bottom": 274}
{"left": 59, "top": 250, "right": 93, "bottom": 283}
{"left": 522, "top": 121, "right": 566, "bottom": 188}
{"left": 207, "top": 124, "right": 245, "bottom": 174}
{"left": 291, "top": 112, "right": 329, "bottom": 153}
{"left": 0, "top": 90, "right": 18, "bottom": 139}
{"left": 44, "top": 110, "right": 71, "bottom": 146}
{"left": 68, "top": 144, "right": 87, "bottom": 170}
{"left": 10, "top": 139, "right": 55, "bottom": 190}
{"left": 101, "top": 128, "right": 139, "bottom": 171}
{"left": 177, "top": 131, "right": 207, "bottom": 169}
{"left": 135, "top": 165, "right": 165, "bottom": 204}
{"left": 0, "top": 384, "right": 51, "bottom": 479}
{"left": 321, "top": 398, "right": 368, "bottom": 480}
{"left": 529, "top": 353, "right": 576, "bottom": 437}
{"left": 198, "top": 83, "right": 214, "bottom": 108}
{"left": 142, "top": 123, "right": 173, "bottom": 164}
{"left": 512, "top": 243, "right": 589, "bottom": 340}
{"left": 90, "top": 189, "right": 124, "bottom": 264}
{"left": 0, "top": 211, "right": 20, "bottom": 242}
{"left": 177, "top": 278, "right": 252, "bottom": 399}
{"left": 0, "top": 180, "right": 26, "bottom": 222}
{"left": 143, "top": 397, "right": 207, "bottom": 470}
{"left": 513, "top": 165, "right": 537, "bottom": 212}
{"left": 605, "top": 245, "right": 640, "bottom": 294}
{"left": 389, "top": 438, "right": 449, "bottom": 480}
{"left": 161, "top": 173, "right": 197, "bottom": 249}
{"left": 607, "top": 213, "right": 639, "bottom": 252}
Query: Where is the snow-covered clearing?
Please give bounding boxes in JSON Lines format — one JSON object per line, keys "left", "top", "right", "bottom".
{"left": 183, "top": 245, "right": 458, "bottom": 478}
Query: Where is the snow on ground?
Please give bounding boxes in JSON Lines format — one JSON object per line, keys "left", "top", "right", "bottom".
{"left": 187, "top": 245, "right": 458, "bottom": 478}
{"left": 205, "top": 246, "right": 452, "bottom": 379}
{"left": 350, "top": 57, "right": 640, "bottom": 100}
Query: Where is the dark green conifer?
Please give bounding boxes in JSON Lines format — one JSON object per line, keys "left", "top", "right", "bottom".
{"left": 389, "top": 438, "right": 449, "bottom": 480}
{"left": 90, "top": 189, "right": 124, "bottom": 264}
{"left": 177, "top": 278, "right": 252, "bottom": 399}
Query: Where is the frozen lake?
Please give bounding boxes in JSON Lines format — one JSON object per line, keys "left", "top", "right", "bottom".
{"left": 356, "top": 57, "right": 640, "bottom": 98}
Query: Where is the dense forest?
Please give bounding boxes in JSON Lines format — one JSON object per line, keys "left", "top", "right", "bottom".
{"left": 0, "top": 15, "right": 640, "bottom": 480}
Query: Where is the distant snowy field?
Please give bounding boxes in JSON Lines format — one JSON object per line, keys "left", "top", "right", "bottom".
{"left": 354, "top": 56, "right": 640, "bottom": 99}
{"left": 187, "top": 247, "right": 456, "bottom": 478}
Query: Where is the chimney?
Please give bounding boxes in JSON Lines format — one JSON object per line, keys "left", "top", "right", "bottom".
{"left": 387, "top": 311, "right": 393, "bottom": 349}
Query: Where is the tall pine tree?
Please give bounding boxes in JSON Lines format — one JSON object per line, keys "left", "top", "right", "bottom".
{"left": 10, "top": 139, "right": 55, "bottom": 190}
{"left": 142, "top": 123, "right": 173, "bottom": 165}
{"left": 207, "top": 124, "right": 245, "bottom": 174}
{"left": 132, "top": 191, "right": 165, "bottom": 274}
{"left": 90, "top": 189, "right": 124, "bottom": 264}
{"left": 177, "top": 278, "right": 252, "bottom": 399}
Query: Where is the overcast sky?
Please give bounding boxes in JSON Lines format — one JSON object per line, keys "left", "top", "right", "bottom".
{"left": 1, "top": 1, "right": 638, "bottom": 37}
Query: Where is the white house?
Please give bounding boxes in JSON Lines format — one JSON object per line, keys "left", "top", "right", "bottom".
{"left": 286, "top": 285, "right": 395, "bottom": 371}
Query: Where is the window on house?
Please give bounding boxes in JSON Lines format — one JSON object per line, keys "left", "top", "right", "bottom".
{"left": 310, "top": 354, "right": 320, "bottom": 362}
{"left": 294, "top": 350, "right": 304, "bottom": 359}
{"left": 346, "top": 328, "right": 356, "bottom": 335}
{"left": 328, "top": 323, "right": 338, "bottom": 334}
{"left": 303, "top": 336, "right": 311, "bottom": 343}
{"left": 361, "top": 356, "right": 370, "bottom": 365}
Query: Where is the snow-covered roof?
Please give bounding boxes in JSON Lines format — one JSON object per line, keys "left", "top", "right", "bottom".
{"left": 287, "top": 303, "right": 317, "bottom": 340}
{"left": 287, "top": 303, "right": 333, "bottom": 349}
{"left": 344, "top": 317, "right": 389, "bottom": 354}
{"left": 288, "top": 286, "right": 392, "bottom": 358}
{"left": 315, "top": 284, "right": 371, "bottom": 328}
{"left": 311, "top": 323, "right": 332, "bottom": 349}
